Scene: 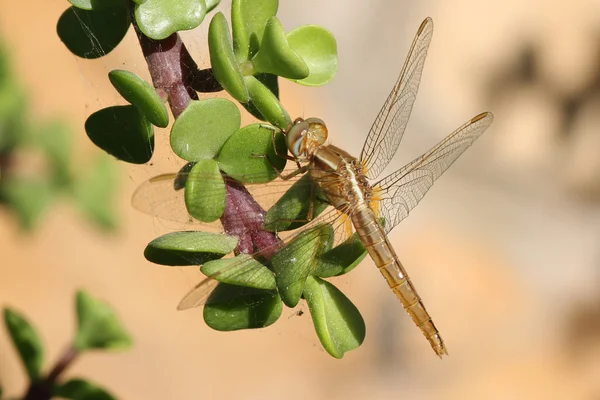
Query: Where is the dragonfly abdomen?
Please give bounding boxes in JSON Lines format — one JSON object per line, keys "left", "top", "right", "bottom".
{"left": 351, "top": 203, "right": 448, "bottom": 357}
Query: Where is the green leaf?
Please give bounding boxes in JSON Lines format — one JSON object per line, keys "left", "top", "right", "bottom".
{"left": 74, "top": 291, "right": 132, "bottom": 352}
{"left": 108, "top": 70, "right": 169, "bottom": 128}
{"left": 57, "top": 6, "right": 130, "bottom": 59}
{"left": 242, "top": 73, "right": 279, "bottom": 121}
{"left": 3, "top": 308, "right": 44, "bottom": 381}
{"left": 73, "top": 154, "right": 119, "bottom": 231}
{"left": 231, "top": 0, "right": 278, "bottom": 60}
{"left": 205, "top": 0, "right": 220, "bottom": 12}
{"left": 264, "top": 174, "right": 329, "bottom": 232}
{"left": 145, "top": 231, "right": 238, "bottom": 266}
{"left": 134, "top": 0, "right": 206, "bottom": 40}
{"left": 1, "top": 178, "right": 54, "bottom": 231}
{"left": 37, "top": 120, "right": 73, "bottom": 189}
{"left": 68, "top": 0, "right": 124, "bottom": 11}
{"left": 315, "top": 232, "right": 367, "bottom": 278}
{"left": 201, "top": 255, "right": 276, "bottom": 290}
{"left": 85, "top": 105, "right": 154, "bottom": 164}
{"left": 272, "top": 224, "right": 334, "bottom": 307}
{"left": 184, "top": 159, "right": 226, "bottom": 222}
{"left": 287, "top": 25, "right": 338, "bottom": 86}
{"left": 304, "top": 276, "right": 365, "bottom": 358}
{"left": 216, "top": 123, "right": 286, "bottom": 183}
{"left": 53, "top": 378, "right": 116, "bottom": 400}
{"left": 251, "top": 17, "right": 309, "bottom": 80}
{"left": 204, "top": 283, "right": 281, "bottom": 330}
{"left": 208, "top": 12, "right": 249, "bottom": 103}
{"left": 170, "top": 99, "right": 240, "bottom": 161}
{"left": 243, "top": 75, "right": 291, "bottom": 129}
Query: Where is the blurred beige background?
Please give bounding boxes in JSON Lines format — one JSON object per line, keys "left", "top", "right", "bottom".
{"left": 2, "top": 0, "right": 600, "bottom": 399}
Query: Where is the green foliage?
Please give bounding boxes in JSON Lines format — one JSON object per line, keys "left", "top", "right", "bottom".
{"left": 3, "top": 308, "right": 44, "bottom": 381}
{"left": 145, "top": 231, "right": 239, "bottom": 266}
{"left": 3, "top": 290, "right": 131, "bottom": 399}
{"left": 134, "top": 0, "right": 207, "bottom": 40}
{"left": 54, "top": 378, "right": 117, "bottom": 400}
{"left": 207, "top": 0, "right": 338, "bottom": 128}
{"left": 57, "top": 6, "right": 130, "bottom": 59}
{"left": 170, "top": 99, "right": 240, "bottom": 161}
{"left": 204, "top": 284, "right": 282, "bottom": 331}
{"left": 108, "top": 70, "right": 169, "bottom": 128}
{"left": 304, "top": 276, "right": 365, "bottom": 358}
{"left": 85, "top": 105, "right": 154, "bottom": 164}
{"left": 201, "top": 255, "right": 277, "bottom": 290}
{"left": 216, "top": 123, "right": 287, "bottom": 183}
{"left": 73, "top": 155, "right": 119, "bottom": 231}
{"left": 272, "top": 224, "right": 334, "bottom": 307}
{"left": 287, "top": 25, "right": 338, "bottom": 86}
{"left": 75, "top": 291, "right": 133, "bottom": 351}
{"left": 264, "top": 174, "right": 329, "bottom": 231}
{"left": 0, "top": 40, "right": 118, "bottom": 231}
{"left": 184, "top": 159, "right": 226, "bottom": 222}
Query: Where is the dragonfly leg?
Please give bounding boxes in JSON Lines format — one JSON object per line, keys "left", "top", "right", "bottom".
{"left": 250, "top": 152, "right": 309, "bottom": 180}
{"left": 259, "top": 123, "right": 300, "bottom": 163}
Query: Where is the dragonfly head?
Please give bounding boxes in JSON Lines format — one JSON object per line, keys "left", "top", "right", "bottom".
{"left": 286, "top": 117, "right": 328, "bottom": 158}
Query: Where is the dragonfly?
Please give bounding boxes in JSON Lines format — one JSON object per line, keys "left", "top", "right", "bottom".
{"left": 133, "top": 17, "right": 493, "bottom": 357}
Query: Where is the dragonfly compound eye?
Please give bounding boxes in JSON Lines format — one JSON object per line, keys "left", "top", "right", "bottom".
{"left": 286, "top": 118, "right": 310, "bottom": 157}
{"left": 304, "top": 118, "right": 328, "bottom": 147}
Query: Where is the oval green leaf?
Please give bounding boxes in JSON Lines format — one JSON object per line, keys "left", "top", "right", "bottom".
{"left": 208, "top": 12, "right": 249, "bottom": 103}
{"left": 170, "top": 99, "right": 240, "bottom": 161}
{"left": 304, "top": 276, "right": 365, "bottom": 358}
{"left": 272, "top": 224, "right": 334, "bottom": 307}
{"left": 287, "top": 25, "right": 338, "bottom": 86}
{"left": 73, "top": 154, "right": 118, "bottom": 231}
{"left": 216, "top": 123, "right": 287, "bottom": 183}
{"left": 205, "top": 0, "right": 221, "bottom": 12}
{"left": 53, "top": 379, "right": 116, "bottom": 400}
{"left": 74, "top": 291, "right": 133, "bottom": 352}
{"left": 1, "top": 178, "right": 54, "bottom": 231}
{"left": 315, "top": 232, "right": 367, "bottom": 278}
{"left": 244, "top": 75, "right": 291, "bottom": 129}
{"left": 251, "top": 17, "right": 309, "bottom": 80}
{"left": 57, "top": 6, "right": 130, "bottom": 59}
{"left": 241, "top": 73, "right": 279, "bottom": 121}
{"left": 184, "top": 159, "right": 226, "bottom": 222}
{"left": 264, "top": 174, "right": 329, "bottom": 232}
{"left": 108, "top": 70, "right": 169, "bottom": 128}
{"left": 134, "top": 0, "right": 206, "bottom": 40}
{"left": 231, "top": 0, "right": 278, "bottom": 60}
{"left": 68, "top": 0, "right": 124, "bottom": 10}
{"left": 201, "top": 254, "right": 276, "bottom": 290}
{"left": 85, "top": 105, "right": 154, "bottom": 164}
{"left": 145, "top": 231, "right": 238, "bottom": 266}
{"left": 204, "top": 283, "right": 282, "bottom": 330}
{"left": 3, "top": 308, "right": 44, "bottom": 381}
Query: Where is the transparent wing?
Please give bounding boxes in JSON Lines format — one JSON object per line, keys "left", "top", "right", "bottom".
{"left": 177, "top": 204, "right": 355, "bottom": 310}
{"left": 359, "top": 17, "right": 434, "bottom": 180}
{"left": 132, "top": 169, "right": 308, "bottom": 228}
{"left": 133, "top": 166, "right": 359, "bottom": 310}
{"left": 374, "top": 112, "right": 493, "bottom": 234}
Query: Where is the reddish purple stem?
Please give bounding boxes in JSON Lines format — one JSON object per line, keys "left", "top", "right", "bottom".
{"left": 131, "top": 16, "right": 280, "bottom": 256}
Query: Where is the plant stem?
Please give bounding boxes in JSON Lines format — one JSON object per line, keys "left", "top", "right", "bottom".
{"left": 23, "top": 345, "right": 79, "bottom": 400}
{"left": 129, "top": 2, "right": 281, "bottom": 256}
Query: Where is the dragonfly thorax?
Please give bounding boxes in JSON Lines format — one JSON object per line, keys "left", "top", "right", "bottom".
{"left": 286, "top": 117, "right": 328, "bottom": 158}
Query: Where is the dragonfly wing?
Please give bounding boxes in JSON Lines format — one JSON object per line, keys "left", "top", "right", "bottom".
{"left": 374, "top": 112, "right": 493, "bottom": 234}
{"left": 132, "top": 169, "right": 309, "bottom": 227}
{"left": 176, "top": 206, "right": 352, "bottom": 309}
{"left": 359, "top": 17, "right": 434, "bottom": 180}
